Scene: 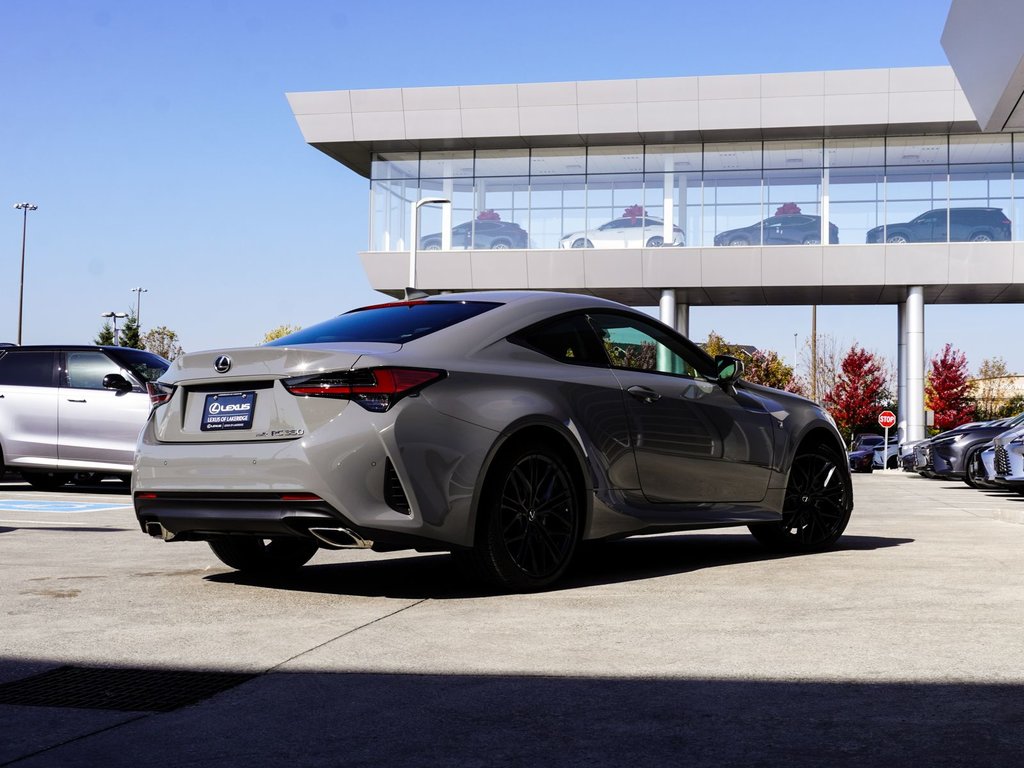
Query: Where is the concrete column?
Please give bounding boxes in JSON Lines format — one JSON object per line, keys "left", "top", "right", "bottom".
{"left": 659, "top": 289, "right": 677, "bottom": 329}
{"left": 821, "top": 152, "right": 830, "bottom": 244}
{"left": 905, "top": 287, "right": 925, "bottom": 442}
{"left": 676, "top": 303, "right": 689, "bottom": 338}
{"left": 897, "top": 301, "right": 907, "bottom": 444}
{"left": 663, "top": 162, "right": 673, "bottom": 244}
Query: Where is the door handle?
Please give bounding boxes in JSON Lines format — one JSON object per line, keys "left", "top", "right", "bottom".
{"left": 66, "top": 398, "right": 87, "bottom": 403}
{"left": 627, "top": 385, "right": 661, "bottom": 404}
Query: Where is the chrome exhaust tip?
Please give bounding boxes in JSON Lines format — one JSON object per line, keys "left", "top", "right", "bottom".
{"left": 145, "top": 521, "right": 176, "bottom": 541}
{"left": 308, "top": 527, "right": 373, "bottom": 550}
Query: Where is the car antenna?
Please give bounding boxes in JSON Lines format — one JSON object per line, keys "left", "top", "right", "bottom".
{"left": 404, "top": 287, "right": 429, "bottom": 300}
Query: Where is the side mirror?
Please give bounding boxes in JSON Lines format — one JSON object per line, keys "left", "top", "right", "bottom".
{"left": 102, "top": 373, "right": 134, "bottom": 393}
{"left": 715, "top": 355, "right": 744, "bottom": 385}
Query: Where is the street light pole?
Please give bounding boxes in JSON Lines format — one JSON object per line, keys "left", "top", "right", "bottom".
{"left": 131, "top": 286, "right": 148, "bottom": 328}
{"left": 13, "top": 202, "right": 38, "bottom": 345}
{"left": 100, "top": 311, "right": 128, "bottom": 346}
{"left": 409, "top": 197, "right": 451, "bottom": 291}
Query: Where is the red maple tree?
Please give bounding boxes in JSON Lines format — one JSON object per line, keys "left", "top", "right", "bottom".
{"left": 822, "top": 345, "right": 889, "bottom": 442}
{"left": 926, "top": 343, "right": 976, "bottom": 430}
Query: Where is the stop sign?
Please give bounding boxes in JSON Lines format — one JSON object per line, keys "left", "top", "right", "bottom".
{"left": 878, "top": 410, "right": 896, "bottom": 429}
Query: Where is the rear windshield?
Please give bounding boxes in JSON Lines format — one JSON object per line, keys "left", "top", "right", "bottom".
{"left": 266, "top": 301, "right": 501, "bottom": 346}
{"left": 111, "top": 348, "right": 170, "bottom": 382}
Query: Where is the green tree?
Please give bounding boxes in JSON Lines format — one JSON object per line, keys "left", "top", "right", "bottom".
{"left": 95, "top": 322, "right": 115, "bottom": 346}
{"left": 999, "top": 393, "right": 1024, "bottom": 419}
{"left": 262, "top": 324, "right": 302, "bottom": 344}
{"left": 119, "top": 310, "right": 143, "bottom": 349}
{"left": 926, "top": 343, "right": 975, "bottom": 431}
{"left": 745, "top": 349, "right": 805, "bottom": 395}
{"left": 142, "top": 326, "right": 184, "bottom": 361}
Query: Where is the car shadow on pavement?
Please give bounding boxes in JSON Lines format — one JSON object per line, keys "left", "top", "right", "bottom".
{"left": 206, "top": 533, "right": 912, "bottom": 600}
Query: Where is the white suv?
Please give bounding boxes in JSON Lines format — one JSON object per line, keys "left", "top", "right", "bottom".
{"left": 0, "top": 345, "right": 169, "bottom": 490}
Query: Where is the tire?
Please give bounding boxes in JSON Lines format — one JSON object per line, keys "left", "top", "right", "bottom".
{"left": 886, "top": 233, "right": 910, "bottom": 244}
{"left": 886, "top": 455, "right": 899, "bottom": 470}
{"left": 22, "top": 470, "right": 74, "bottom": 491}
{"left": 748, "top": 444, "right": 852, "bottom": 552}
{"left": 208, "top": 537, "right": 319, "bottom": 574}
{"left": 963, "top": 447, "right": 985, "bottom": 489}
{"left": 728, "top": 236, "right": 750, "bottom": 246}
{"left": 802, "top": 236, "right": 821, "bottom": 245}
{"left": 969, "top": 232, "right": 993, "bottom": 242}
{"left": 571, "top": 238, "right": 592, "bottom": 249}
{"left": 489, "top": 240, "right": 511, "bottom": 250}
{"left": 459, "top": 443, "right": 582, "bottom": 591}
{"left": 422, "top": 241, "right": 442, "bottom": 251}
{"left": 645, "top": 236, "right": 664, "bottom": 247}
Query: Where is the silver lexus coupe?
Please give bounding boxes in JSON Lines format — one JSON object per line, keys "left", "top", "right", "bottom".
{"left": 133, "top": 291, "right": 853, "bottom": 591}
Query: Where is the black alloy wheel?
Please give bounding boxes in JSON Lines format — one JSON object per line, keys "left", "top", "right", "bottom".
{"left": 463, "top": 445, "right": 581, "bottom": 591}
{"left": 969, "top": 232, "right": 993, "bottom": 242}
{"left": 728, "top": 235, "right": 751, "bottom": 246}
{"left": 571, "top": 238, "right": 593, "bottom": 249}
{"left": 749, "top": 445, "right": 852, "bottom": 552}
{"left": 645, "top": 235, "right": 664, "bottom": 247}
{"left": 208, "top": 537, "right": 319, "bottom": 575}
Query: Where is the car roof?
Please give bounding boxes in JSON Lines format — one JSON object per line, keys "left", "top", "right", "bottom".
{"left": 0, "top": 345, "right": 132, "bottom": 352}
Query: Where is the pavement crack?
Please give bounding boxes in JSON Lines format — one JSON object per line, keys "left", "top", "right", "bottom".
{"left": 266, "top": 598, "right": 430, "bottom": 673}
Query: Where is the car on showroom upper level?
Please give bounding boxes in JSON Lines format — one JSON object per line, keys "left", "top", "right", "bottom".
{"left": 713, "top": 214, "right": 838, "bottom": 246}
{"left": 865, "top": 207, "right": 1012, "bottom": 244}
{"left": 559, "top": 216, "right": 684, "bottom": 249}
{"left": 0, "top": 345, "right": 170, "bottom": 489}
{"left": 420, "top": 219, "right": 529, "bottom": 251}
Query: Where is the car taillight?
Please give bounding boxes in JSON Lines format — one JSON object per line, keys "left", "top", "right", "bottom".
{"left": 147, "top": 381, "right": 176, "bottom": 408}
{"left": 281, "top": 367, "right": 446, "bottom": 413}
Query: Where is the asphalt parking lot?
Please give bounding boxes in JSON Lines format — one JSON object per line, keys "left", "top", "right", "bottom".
{"left": 1, "top": 470, "right": 1023, "bottom": 767}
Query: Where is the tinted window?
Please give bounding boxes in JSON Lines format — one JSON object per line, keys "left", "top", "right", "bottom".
{"left": 587, "top": 313, "right": 714, "bottom": 379}
{"left": 0, "top": 351, "right": 55, "bottom": 387}
{"left": 110, "top": 348, "right": 170, "bottom": 383}
{"left": 65, "top": 351, "right": 120, "bottom": 390}
{"left": 267, "top": 301, "right": 501, "bottom": 346}
{"left": 510, "top": 314, "right": 600, "bottom": 365}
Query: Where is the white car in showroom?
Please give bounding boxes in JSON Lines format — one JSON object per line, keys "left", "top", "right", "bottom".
{"left": 559, "top": 216, "right": 684, "bottom": 249}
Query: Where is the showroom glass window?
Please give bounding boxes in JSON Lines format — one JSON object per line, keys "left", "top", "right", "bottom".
{"left": 419, "top": 151, "right": 474, "bottom": 250}
{"left": 644, "top": 144, "right": 701, "bottom": 246}
{"left": 827, "top": 139, "right": 885, "bottom": 245}
{"left": 948, "top": 136, "right": 1012, "bottom": 242}
{"left": 371, "top": 152, "right": 418, "bottom": 251}
{"left": 884, "top": 137, "right": 949, "bottom": 242}
{"left": 703, "top": 143, "right": 763, "bottom": 246}
{"left": 474, "top": 150, "right": 529, "bottom": 249}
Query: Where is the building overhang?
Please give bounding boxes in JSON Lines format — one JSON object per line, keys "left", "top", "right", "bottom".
{"left": 942, "top": 0, "right": 1024, "bottom": 132}
{"left": 288, "top": 66, "right": 979, "bottom": 178}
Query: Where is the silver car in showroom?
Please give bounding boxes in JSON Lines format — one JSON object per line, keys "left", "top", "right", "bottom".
{"left": 134, "top": 291, "right": 852, "bottom": 591}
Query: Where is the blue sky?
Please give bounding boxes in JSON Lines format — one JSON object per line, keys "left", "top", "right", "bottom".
{"left": 3, "top": 1, "right": 1014, "bottom": 373}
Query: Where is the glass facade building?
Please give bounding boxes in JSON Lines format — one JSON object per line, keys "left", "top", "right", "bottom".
{"left": 370, "top": 134, "right": 1024, "bottom": 252}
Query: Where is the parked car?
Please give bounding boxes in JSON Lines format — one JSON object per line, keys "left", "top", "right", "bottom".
{"left": 989, "top": 424, "right": 1024, "bottom": 492}
{"left": 848, "top": 446, "right": 875, "bottom": 473}
{"left": 872, "top": 436, "right": 900, "bottom": 469}
{"left": 0, "top": 345, "right": 170, "bottom": 489}
{"left": 559, "top": 216, "right": 684, "bottom": 249}
{"left": 133, "top": 291, "right": 852, "bottom": 591}
{"left": 713, "top": 214, "right": 838, "bottom": 246}
{"left": 866, "top": 207, "right": 1011, "bottom": 244}
{"left": 922, "top": 415, "right": 1024, "bottom": 480}
{"left": 420, "top": 219, "right": 529, "bottom": 250}
{"left": 900, "top": 439, "right": 927, "bottom": 471}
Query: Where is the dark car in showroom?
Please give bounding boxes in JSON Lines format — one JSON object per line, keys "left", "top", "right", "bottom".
{"left": 866, "top": 207, "right": 1011, "bottom": 244}
{"left": 133, "top": 291, "right": 853, "bottom": 592}
{"left": 714, "top": 214, "right": 838, "bottom": 246}
{"left": 420, "top": 219, "right": 529, "bottom": 250}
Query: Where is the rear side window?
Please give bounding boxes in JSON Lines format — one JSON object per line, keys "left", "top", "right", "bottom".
{"left": 510, "top": 314, "right": 601, "bottom": 365}
{"left": 267, "top": 301, "right": 501, "bottom": 346}
{"left": 0, "top": 351, "right": 56, "bottom": 387}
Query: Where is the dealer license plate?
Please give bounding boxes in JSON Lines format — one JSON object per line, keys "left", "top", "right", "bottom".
{"left": 201, "top": 391, "right": 256, "bottom": 432}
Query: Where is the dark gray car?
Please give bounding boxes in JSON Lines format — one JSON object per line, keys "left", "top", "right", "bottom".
{"left": 134, "top": 291, "right": 852, "bottom": 591}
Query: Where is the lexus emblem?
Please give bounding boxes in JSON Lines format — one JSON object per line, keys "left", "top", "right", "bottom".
{"left": 214, "top": 355, "right": 232, "bottom": 374}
